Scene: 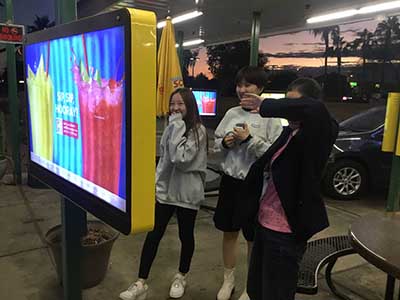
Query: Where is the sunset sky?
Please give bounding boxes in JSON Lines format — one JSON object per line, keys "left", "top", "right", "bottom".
{"left": 193, "top": 18, "right": 381, "bottom": 78}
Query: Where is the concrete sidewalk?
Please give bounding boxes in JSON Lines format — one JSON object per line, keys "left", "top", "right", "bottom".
{"left": 0, "top": 182, "right": 398, "bottom": 300}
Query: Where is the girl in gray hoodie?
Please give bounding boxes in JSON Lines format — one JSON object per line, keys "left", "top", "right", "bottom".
{"left": 119, "top": 88, "right": 207, "bottom": 300}
{"left": 214, "top": 66, "right": 282, "bottom": 300}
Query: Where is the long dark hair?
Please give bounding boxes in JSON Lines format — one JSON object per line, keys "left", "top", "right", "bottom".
{"left": 169, "top": 88, "right": 204, "bottom": 148}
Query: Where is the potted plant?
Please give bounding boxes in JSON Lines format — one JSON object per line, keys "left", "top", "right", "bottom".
{"left": 0, "top": 110, "right": 8, "bottom": 180}
{"left": 45, "top": 220, "right": 119, "bottom": 289}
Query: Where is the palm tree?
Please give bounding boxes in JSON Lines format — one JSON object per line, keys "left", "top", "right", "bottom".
{"left": 350, "top": 29, "right": 374, "bottom": 81}
{"left": 331, "top": 27, "right": 346, "bottom": 74}
{"left": 374, "top": 16, "right": 400, "bottom": 83}
{"left": 188, "top": 49, "right": 200, "bottom": 77}
{"left": 311, "top": 26, "right": 339, "bottom": 78}
{"left": 28, "top": 15, "right": 55, "bottom": 33}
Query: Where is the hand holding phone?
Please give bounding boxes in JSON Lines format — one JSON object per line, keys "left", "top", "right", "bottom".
{"left": 233, "top": 123, "right": 250, "bottom": 142}
{"left": 223, "top": 131, "right": 236, "bottom": 148}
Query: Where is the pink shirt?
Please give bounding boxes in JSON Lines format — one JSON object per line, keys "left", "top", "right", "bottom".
{"left": 258, "top": 129, "right": 297, "bottom": 233}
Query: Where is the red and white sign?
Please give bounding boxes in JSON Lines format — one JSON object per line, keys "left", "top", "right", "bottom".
{"left": 0, "top": 23, "right": 24, "bottom": 44}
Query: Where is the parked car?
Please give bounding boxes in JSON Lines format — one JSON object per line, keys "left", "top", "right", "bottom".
{"left": 323, "top": 106, "right": 392, "bottom": 200}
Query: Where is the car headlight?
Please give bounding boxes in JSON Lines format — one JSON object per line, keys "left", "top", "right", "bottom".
{"left": 333, "top": 137, "right": 362, "bottom": 154}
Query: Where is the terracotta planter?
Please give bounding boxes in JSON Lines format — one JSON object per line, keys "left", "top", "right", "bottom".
{"left": 45, "top": 220, "right": 119, "bottom": 289}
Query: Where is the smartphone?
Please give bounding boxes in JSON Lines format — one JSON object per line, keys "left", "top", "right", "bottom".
{"left": 235, "top": 123, "right": 245, "bottom": 129}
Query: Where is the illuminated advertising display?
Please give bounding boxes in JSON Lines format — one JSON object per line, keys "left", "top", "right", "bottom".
{"left": 192, "top": 89, "right": 217, "bottom": 116}
{"left": 25, "top": 9, "right": 156, "bottom": 234}
{"left": 26, "top": 26, "right": 127, "bottom": 211}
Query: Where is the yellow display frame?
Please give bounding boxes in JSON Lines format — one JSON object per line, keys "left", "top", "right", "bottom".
{"left": 128, "top": 8, "right": 156, "bottom": 234}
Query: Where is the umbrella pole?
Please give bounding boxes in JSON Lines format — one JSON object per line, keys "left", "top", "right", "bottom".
{"left": 177, "top": 30, "right": 184, "bottom": 69}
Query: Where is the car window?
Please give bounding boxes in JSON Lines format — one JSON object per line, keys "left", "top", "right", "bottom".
{"left": 339, "top": 106, "right": 386, "bottom": 132}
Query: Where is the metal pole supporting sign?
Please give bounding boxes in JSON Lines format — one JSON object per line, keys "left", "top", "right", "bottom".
{"left": 55, "top": 1, "right": 87, "bottom": 300}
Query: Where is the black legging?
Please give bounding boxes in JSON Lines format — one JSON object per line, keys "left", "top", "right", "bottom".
{"left": 138, "top": 201, "right": 198, "bottom": 279}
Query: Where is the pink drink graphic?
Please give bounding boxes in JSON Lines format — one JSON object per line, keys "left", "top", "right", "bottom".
{"left": 73, "top": 60, "right": 123, "bottom": 195}
{"left": 201, "top": 95, "right": 216, "bottom": 114}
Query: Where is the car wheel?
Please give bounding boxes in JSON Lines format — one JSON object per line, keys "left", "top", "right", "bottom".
{"left": 323, "top": 159, "right": 367, "bottom": 200}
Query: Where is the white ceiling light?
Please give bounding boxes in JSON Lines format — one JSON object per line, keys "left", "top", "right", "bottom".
{"left": 307, "top": 1, "right": 400, "bottom": 24}
{"left": 307, "top": 9, "right": 357, "bottom": 24}
{"left": 183, "top": 38, "right": 204, "bottom": 47}
{"left": 157, "top": 10, "right": 203, "bottom": 28}
{"left": 359, "top": 1, "right": 400, "bottom": 14}
{"left": 175, "top": 39, "right": 205, "bottom": 47}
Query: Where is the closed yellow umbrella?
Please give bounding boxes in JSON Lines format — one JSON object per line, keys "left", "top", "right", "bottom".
{"left": 156, "top": 17, "right": 184, "bottom": 116}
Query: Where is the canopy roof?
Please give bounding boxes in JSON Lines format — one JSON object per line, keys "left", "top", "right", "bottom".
{"left": 77, "top": 0, "right": 400, "bottom": 46}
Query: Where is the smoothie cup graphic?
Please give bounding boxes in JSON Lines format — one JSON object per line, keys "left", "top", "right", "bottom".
{"left": 201, "top": 95, "right": 216, "bottom": 114}
{"left": 73, "top": 60, "right": 123, "bottom": 195}
{"left": 27, "top": 55, "right": 54, "bottom": 161}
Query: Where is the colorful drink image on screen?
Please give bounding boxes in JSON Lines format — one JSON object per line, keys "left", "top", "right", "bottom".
{"left": 27, "top": 54, "right": 54, "bottom": 161}
{"left": 25, "top": 26, "right": 126, "bottom": 212}
{"left": 72, "top": 38, "right": 124, "bottom": 196}
{"left": 192, "top": 90, "right": 217, "bottom": 116}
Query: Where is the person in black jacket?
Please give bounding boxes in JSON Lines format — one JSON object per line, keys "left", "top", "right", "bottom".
{"left": 239, "top": 78, "right": 339, "bottom": 300}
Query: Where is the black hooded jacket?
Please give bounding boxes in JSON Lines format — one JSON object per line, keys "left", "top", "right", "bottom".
{"left": 241, "top": 97, "right": 339, "bottom": 241}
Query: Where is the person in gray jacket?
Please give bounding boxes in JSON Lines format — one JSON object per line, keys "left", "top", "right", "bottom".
{"left": 213, "top": 66, "right": 282, "bottom": 300}
{"left": 120, "top": 88, "right": 207, "bottom": 300}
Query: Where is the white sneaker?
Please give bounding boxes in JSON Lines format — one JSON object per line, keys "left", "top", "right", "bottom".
{"left": 238, "top": 290, "right": 250, "bottom": 300}
{"left": 169, "top": 273, "right": 187, "bottom": 298}
{"left": 119, "top": 280, "right": 148, "bottom": 300}
{"left": 217, "top": 268, "right": 235, "bottom": 300}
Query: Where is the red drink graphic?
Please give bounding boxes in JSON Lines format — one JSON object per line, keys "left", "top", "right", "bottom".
{"left": 73, "top": 62, "right": 123, "bottom": 195}
{"left": 202, "top": 95, "right": 216, "bottom": 114}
